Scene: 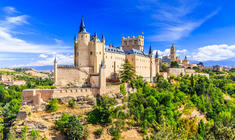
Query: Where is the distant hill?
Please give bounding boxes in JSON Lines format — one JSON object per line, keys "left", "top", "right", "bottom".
{"left": 24, "top": 65, "right": 53, "bottom": 71}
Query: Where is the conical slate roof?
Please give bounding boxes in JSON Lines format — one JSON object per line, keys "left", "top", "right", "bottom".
{"left": 79, "top": 17, "right": 86, "bottom": 33}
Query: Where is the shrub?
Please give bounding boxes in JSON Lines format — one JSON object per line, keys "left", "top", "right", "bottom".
{"left": 47, "top": 98, "right": 58, "bottom": 112}
{"left": 55, "top": 114, "right": 86, "bottom": 140}
{"left": 109, "top": 126, "right": 121, "bottom": 140}
{"left": 87, "top": 96, "right": 116, "bottom": 125}
{"left": 94, "top": 127, "right": 103, "bottom": 138}
{"left": 21, "top": 125, "right": 28, "bottom": 140}
{"left": 30, "top": 129, "right": 40, "bottom": 140}
{"left": 68, "top": 99, "right": 75, "bottom": 108}
{"left": 120, "top": 83, "right": 126, "bottom": 96}
{"left": 87, "top": 106, "right": 112, "bottom": 125}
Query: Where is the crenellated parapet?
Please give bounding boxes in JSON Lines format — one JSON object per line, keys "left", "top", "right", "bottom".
{"left": 22, "top": 88, "right": 100, "bottom": 106}
{"left": 121, "top": 35, "right": 144, "bottom": 51}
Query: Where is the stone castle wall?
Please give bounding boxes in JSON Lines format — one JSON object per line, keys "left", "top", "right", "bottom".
{"left": 105, "top": 52, "right": 126, "bottom": 79}
{"left": 56, "top": 66, "right": 92, "bottom": 87}
{"left": 168, "top": 68, "right": 185, "bottom": 77}
{"left": 22, "top": 88, "right": 100, "bottom": 106}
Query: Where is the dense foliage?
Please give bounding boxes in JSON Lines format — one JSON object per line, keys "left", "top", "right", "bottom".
{"left": 170, "top": 61, "right": 179, "bottom": 68}
{"left": 87, "top": 96, "right": 117, "bottom": 125}
{"left": 128, "top": 72, "right": 235, "bottom": 139}
{"left": 55, "top": 113, "right": 87, "bottom": 140}
{"left": 0, "top": 70, "right": 53, "bottom": 139}
{"left": 86, "top": 66, "right": 235, "bottom": 139}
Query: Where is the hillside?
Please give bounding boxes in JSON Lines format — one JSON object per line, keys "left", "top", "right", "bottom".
{"left": 1, "top": 69, "right": 235, "bottom": 140}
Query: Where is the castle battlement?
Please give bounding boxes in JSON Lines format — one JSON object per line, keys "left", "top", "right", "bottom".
{"left": 22, "top": 88, "right": 100, "bottom": 106}
{"left": 121, "top": 35, "right": 144, "bottom": 40}
{"left": 57, "top": 65, "right": 76, "bottom": 68}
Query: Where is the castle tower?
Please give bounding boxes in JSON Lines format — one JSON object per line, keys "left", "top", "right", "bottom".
{"left": 89, "top": 32, "right": 106, "bottom": 73}
{"left": 183, "top": 56, "right": 189, "bottom": 66}
{"left": 74, "top": 34, "right": 78, "bottom": 67}
{"left": 54, "top": 56, "right": 57, "bottom": 85}
{"left": 102, "top": 34, "right": 105, "bottom": 66}
{"left": 99, "top": 61, "right": 106, "bottom": 94}
{"left": 121, "top": 35, "right": 144, "bottom": 51}
{"left": 155, "top": 50, "right": 160, "bottom": 74}
{"left": 170, "top": 44, "right": 176, "bottom": 61}
{"left": 148, "top": 44, "right": 153, "bottom": 81}
{"left": 77, "top": 17, "right": 91, "bottom": 67}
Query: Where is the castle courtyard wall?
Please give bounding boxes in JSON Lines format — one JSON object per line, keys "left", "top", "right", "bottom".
{"left": 56, "top": 67, "right": 91, "bottom": 87}
{"left": 22, "top": 88, "right": 100, "bottom": 106}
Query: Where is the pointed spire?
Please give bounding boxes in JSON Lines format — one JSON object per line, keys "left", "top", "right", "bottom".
{"left": 54, "top": 55, "right": 57, "bottom": 63}
{"left": 79, "top": 17, "right": 86, "bottom": 33}
{"left": 101, "top": 34, "right": 105, "bottom": 42}
{"left": 101, "top": 60, "right": 104, "bottom": 68}
{"left": 171, "top": 43, "right": 175, "bottom": 49}
{"left": 185, "top": 56, "right": 187, "bottom": 60}
{"left": 155, "top": 50, "right": 159, "bottom": 58}
{"left": 94, "top": 32, "right": 97, "bottom": 38}
{"left": 74, "top": 34, "right": 77, "bottom": 41}
{"left": 149, "top": 44, "right": 152, "bottom": 55}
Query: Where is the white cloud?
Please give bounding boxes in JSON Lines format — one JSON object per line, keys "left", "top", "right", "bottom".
{"left": 6, "top": 15, "right": 29, "bottom": 25}
{"left": 30, "top": 54, "right": 73, "bottom": 66}
{"left": 54, "top": 38, "right": 63, "bottom": 44}
{"left": 0, "top": 7, "right": 73, "bottom": 67}
{"left": 3, "top": 6, "right": 18, "bottom": 14}
{"left": 137, "top": 0, "right": 219, "bottom": 41}
{"left": 39, "top": 54, "right": 48, "bottom": 58}
{"left": 193, "top": 44, "right": 235, "bottom": 61}
{"left": 152, "top": 48, "right": 187, "bottom": 58}
{"left": 0, "top": 8, "right": 72, "bottom": 54}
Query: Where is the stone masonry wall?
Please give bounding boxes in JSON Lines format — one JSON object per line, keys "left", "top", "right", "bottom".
{"left": 56, "top": 67, "right": 90, "bottom": 87}
{"left": 168, "top": 68, "right": 185, "bottom": 77}
{"left": 22, "top": 88, "right": 99, "bottom": 106}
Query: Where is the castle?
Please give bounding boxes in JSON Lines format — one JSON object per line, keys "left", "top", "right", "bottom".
{"left": 22, "top": 17, "right": 208, "bottom": 106}
{"left": 53, "top": 18, "right": 196, "bottom": 88}
{"left": 54, "top": 17, "right": 163, "bottom": 88}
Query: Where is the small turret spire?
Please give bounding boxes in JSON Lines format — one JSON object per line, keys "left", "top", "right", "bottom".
{"left": 54, "top": 55, "right": 57, "bottom": 63}
{"left": 149, "top": 44, "right": 152, "bottom": 55}
{"left": 101, "top": 34, "right": 105, "bottom": 42}
{"left": 79, "top": 17, "right": 86, "bottom": 33}
{"left": 155, "top": 50, "right": 159, "bottom": 58}
{"left": 185, "top": 56, "right": 187, "bottom": 60}
{"left": 94, "top": 32, "right": 97, "bottom": 38}
{"left": 101, "top": 60, "right": 104, "bottom": 68}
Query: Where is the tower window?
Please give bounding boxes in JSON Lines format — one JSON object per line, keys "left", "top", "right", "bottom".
{"left": 90, "top": 52, "right": 92, "bottom": 55}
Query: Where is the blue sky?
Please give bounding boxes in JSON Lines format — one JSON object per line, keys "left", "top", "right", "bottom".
{"left": 0, "top": 0, "right": 234, "bottom": 68}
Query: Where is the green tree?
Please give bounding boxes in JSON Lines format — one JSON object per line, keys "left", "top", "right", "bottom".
{"left": 198, "top": 62, "right": 204, "bottom": 66}
{"left": 170, "top": 61, "right": 179, "bottom": 68}
{"left": 47, "top": 98, "right": 58, "bottom": 112}
{"left": 30, "top": 129, "right": 40, "bottom": 140}
{"left": 87, "top": 96, "right": 116, "bottom": 125}
{"left": 161, "top": 64, "right": 168, "bottom": 72}
{"left": 68, "top": 99, "right": 75, "bottom": 108}
{"left": 55, "top": 114, "right": 86, "bottom": 140}
{"left": 120, "top": 59, "right": 136, "bottom": 83}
